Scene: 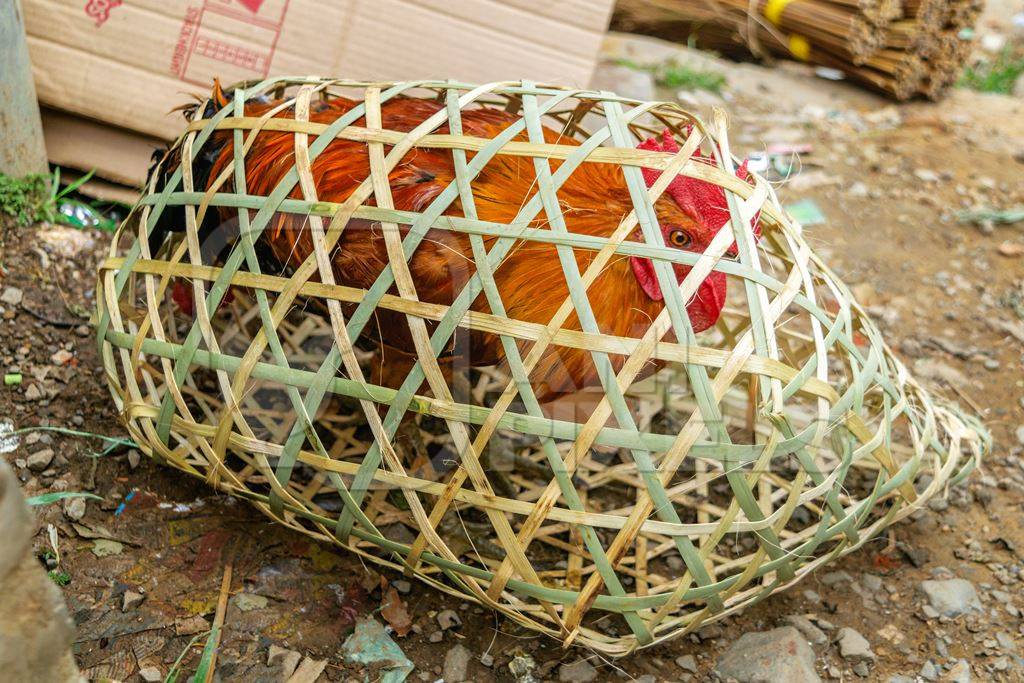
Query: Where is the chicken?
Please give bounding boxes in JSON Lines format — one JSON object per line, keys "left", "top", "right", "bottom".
{"left": 151, "top": 84, "right": 758, "bottom": 405}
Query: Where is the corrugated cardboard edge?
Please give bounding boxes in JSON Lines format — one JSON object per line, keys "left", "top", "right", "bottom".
{"left": 41, "top": 107, "right": 159, "bottom": 203}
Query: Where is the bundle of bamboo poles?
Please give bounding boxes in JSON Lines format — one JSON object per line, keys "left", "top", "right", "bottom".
{"left": 612, "top": 0, "right": 980, "bottom": 99}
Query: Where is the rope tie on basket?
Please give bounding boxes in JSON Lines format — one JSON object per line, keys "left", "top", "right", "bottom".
{"left": 761, "top": 0, "right": 812, "bottom": 61}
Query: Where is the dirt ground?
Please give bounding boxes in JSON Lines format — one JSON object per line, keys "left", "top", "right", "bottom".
{"left": 2, "top": 31, "right": 1023, "bottom": 683}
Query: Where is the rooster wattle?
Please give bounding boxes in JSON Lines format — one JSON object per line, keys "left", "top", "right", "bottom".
{"left": 151, "top": 87, "right": 759, "bottom": 404}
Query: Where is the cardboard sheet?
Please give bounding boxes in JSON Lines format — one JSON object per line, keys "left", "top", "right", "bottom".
{"left": 25, "top": 0, "right": 614, "bottom": 194}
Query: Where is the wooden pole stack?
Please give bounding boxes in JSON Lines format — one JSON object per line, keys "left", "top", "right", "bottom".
{"left": 612, "top": 0, "right": 979, "bottom": 100}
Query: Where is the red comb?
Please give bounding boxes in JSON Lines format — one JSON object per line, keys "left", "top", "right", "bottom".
{"left": 638, "top": 129, "right": 760, "bottom": 252}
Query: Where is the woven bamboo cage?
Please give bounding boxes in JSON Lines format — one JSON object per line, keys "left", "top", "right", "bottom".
{"left": 96, "top": 77, "right": 989, "bottom": 655}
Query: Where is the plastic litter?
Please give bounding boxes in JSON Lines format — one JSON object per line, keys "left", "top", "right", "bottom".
{"left": 341, "top": 617, "right": 414, "bottom": 683}
{"left": 786, "top": 198, "right": 828, "bottom": 226}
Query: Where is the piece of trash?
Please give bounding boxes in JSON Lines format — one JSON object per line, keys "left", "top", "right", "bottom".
{"left": 91, "top": 539, "right": 124, "bottom": 557}
{"left": 957, "top": 207, "right": 1024, "bottom": 225}
{"left": 4, "top": 373, "right": 21, "bottom": 386}
{"left": 814, "top": 66, "right": 845, "bottom": 81}
{"left": 785, "top": 198, "right": 828, "bottom": 226}
{"left": 0, "top": 419, "right": 18, "bottom": 454}
{"left": 380, "top": 584, "right": 413, "bottom": 637}
{"left": 746, "top": 151, "right": 770, "bottom": 174}
{"left": 114, "top": 489, "right": 137, "bottom": 516}
{"left": 47, "top": 524, "right": 61, "bottom": 565}
{"left": 342, "top": 617, "right": 414, "bottom": 683}
{"left": 55, "top": 200, "right": 118, "bottom": 232}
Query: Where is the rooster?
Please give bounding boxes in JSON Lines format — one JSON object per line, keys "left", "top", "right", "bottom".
{"left": 151, "top": 84, "right": 757, "bottom": 405}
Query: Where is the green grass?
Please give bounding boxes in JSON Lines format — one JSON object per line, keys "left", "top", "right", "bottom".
{"left": 0, "top": 168, "right": 119, "bottom": 231}
{"left": 0, "top": 174, "right": 52, "bottom": 226}
{"left": 615, "top": 58, "right": 727, "bottom": 94}
{"left": 164, "top": 630, "right": 214, "bottom": 683}
{"left": 958, "top": 47, "right": 1024, "bottom": 94}
{"left": 48, "top": 569, "right": 71, "bottom": 586}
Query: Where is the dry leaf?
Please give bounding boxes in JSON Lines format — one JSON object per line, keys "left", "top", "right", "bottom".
{"left": 380, "top": 584, "right": 413, "bottom": 637}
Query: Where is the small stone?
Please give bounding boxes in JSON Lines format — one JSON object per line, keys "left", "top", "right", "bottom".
{"left": 50, "top": 349, "right": 73, "bottom": 365}
{"left": 436, "top": 609, "right": 462, "bottom": 630}
{"left": 803, "top": 589, "right": 822, "bottom": 604}
{"left": 122, "top": 590, "right": 146, "bottom": 611}
{"left": 1016, "top": 424, "right": 1024, "bottom": 447}
{"left": 785, "top": 615, "right": 828, "bottom": 646}
{"left": 24, "top": 384, "right": 43, "bottom": 401}
{"left": 888, "top": 677, "right": 915, "bottom": 683}
{"left": 836, "top": 627, "right": 875, "bottom": 663}
{"left": 919, "top": 579, "right": 982, "bottom": 616}
{"left": 127, "top": 449, "right": 141, "bottom": 469}
{"left": 138, "top": 667, "right": 162, "bottom": 682}
{"left": 268, "top": 645, "right": 301, "bottom": 679}
{"left": 995, "top": 632, "right": 1016, "bottom": 652}
{"left": 853, "top": 662, "right": 871, "bottom": 677}
{"left": 233, "top": 593, "right": 268, "bottom": 611}
{"left": 920, "top": 660, "right": 938, "bottom": 681}
{"left": 849, "top": 181, "right": 869, "bottom": 197}
{"left": 559, "top": 658, "right": 598, "bottom": 683}
{"left": 509, "top": 655, "right": 537, "bottom": 683}
{"left": 443, "top": 644, "right": 471, "bottom": 682}
{"left": 393, "top": 579, "right": 412, "bottom": 594}
{"left": 428, "top": 630, "right": 443, "bottom": 643}
{"left": 861, "top": 573, "right": 883, "bottom": 592}
{"left": 62, "top": 496, "right": 86, "bottom": 521}
{"left": 91, "top": 539, "right": 123, "bottom": 557}
{"left": 480, "top": 653, "right": 494, "bottom": 667}
{"left": 821, "top": 570, "right": 853, "bottom": 586}
{"left": 945, "top": 659, "right": 971, "bottom": 682}
{"left": 715, "top": 627, "right": 821, "bottom": 682}
{"left": 0, "top": 287, "right": 23, "bottom": 306}
{"left": 175, "top": 615, "right": 209, "bottom": 636}
{"left": 676, "top": 654, "right": 698, "bottom": 673}
{"left": 26, "top": 448, "right": 55, "bottom": 472}
{"left": 914, "top": 168, "right": 940, "bottom": 182}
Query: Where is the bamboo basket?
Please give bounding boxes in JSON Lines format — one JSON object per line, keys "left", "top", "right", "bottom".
{"left": 96, "top": 77, "right": 989, "bottom": 655}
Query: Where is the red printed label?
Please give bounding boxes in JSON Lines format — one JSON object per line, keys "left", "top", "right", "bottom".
{"left": 84, "top": 0, "right": 122, "bottom": 26}
{"left": 170, "top": 0, "right": 289, "bottom": 86}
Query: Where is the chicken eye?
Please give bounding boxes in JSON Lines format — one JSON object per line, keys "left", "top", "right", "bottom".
{"left": 668, "top": 229, "right": 692, "bottom": 248}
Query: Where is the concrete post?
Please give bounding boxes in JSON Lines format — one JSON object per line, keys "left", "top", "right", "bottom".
{"left": 0, "top": 460, "right": 84, "bottom": 682}
{"left": 0, "top": 0, "right": 49, "bottom": 177}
